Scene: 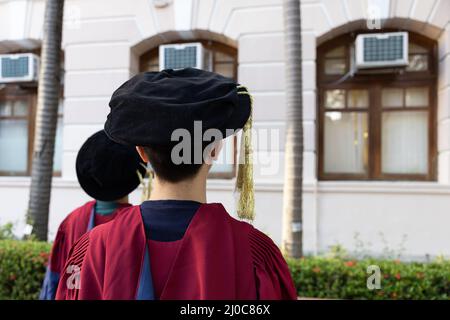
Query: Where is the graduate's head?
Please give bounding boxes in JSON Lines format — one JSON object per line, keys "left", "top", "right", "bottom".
{"left": 135, "top": 140, "right": 223, "bottom": 183}
{"left": 105, "top": 68, "right": 255, "bottom": 219}
{"left": 76, "top": 130, "right": 147, "bottom": 201}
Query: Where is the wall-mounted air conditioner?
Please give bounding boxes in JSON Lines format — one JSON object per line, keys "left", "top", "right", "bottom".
{"left": 159, "top": 42, "right": 211, "bottom": 71}
{"left": 355, "top": 32, "right": 408, "bottom": 69}
{"left": 0, "top": 53, "right": 39, "bottom": 83}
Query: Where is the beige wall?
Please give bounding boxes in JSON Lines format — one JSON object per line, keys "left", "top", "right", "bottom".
{"left": 0, "top": 0, "right": 450, "bottom": 259}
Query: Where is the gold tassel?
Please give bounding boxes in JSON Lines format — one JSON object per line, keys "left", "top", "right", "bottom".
{"left": 235, "top": 86, "right": 254, "bottom": 221}
{"left": 137, "top": 163, "right": 153, "bottom": 202}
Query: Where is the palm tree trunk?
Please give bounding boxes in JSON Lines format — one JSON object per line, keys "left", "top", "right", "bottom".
{"left": 27, "top": 0, "right": 65, "bottom": 241}
{"left": 282, "top": 0, "right": 303, "bottom": 258}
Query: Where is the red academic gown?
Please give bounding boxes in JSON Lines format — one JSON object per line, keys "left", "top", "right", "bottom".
{"left": 39, "top": 201, "right": 130, "bottom": 300}
{"left": 56, "top": 203, "right": 297, "bottom": 300}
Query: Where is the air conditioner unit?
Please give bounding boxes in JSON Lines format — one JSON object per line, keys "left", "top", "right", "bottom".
{"left": 355, "top": 32, "right": 408, "bottom": 69}
{"left": 159, "top": 42, "right": 211, "bottom": 71}
{"left": 0, "top": 53, "right": 39, "bottom": 83}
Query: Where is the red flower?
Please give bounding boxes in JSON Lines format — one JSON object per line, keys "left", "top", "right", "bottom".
{"left": 395, "top": 273, "right": 401, "bottom": 280}
{"left": 383, "top": 274, "right": 390, "bottom": 279}
{"left": 9, "top": 274, "right": 16, "bottom": 281}
{"left": 312, "top": 267, "right": 321, "bottom": 273}
{"left": 39, "top": 252, "right": 50, "bottom": 259}
{"left": 344, "top": 260, "right": 356, "bottom": 267}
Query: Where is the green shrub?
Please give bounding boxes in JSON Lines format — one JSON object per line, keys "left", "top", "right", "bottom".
{"left": 0, "top": 239, "right": 449, "bottom": 300}
{"left": 287, "top": 257, "right": 450, "bottom": 300}
{"left": 0, "top": 223, "right": 15, "bottom": 241}
{"left": 0, "top": 240, "right": 51, "bottom": 300}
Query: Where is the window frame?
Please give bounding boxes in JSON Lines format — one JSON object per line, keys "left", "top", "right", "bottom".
{"left": 0, "top": 84, "right": 63, "bottom": 177}
{"left": 317, "top": 32, "right": 437, "bottom": 181}
{"left": 0, "top": 85, "right": 36, "bottom": 176}
{"left": 139, "top": 40, "right": 238, "bottom": 179}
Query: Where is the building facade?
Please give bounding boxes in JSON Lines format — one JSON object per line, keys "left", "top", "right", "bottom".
{"left": 0, "top": 0, "right": 449, "bottom": 260}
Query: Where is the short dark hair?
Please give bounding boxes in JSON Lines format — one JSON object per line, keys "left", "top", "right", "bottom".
{"left": 143, "top": 145, "right": 203, "bottom": 183}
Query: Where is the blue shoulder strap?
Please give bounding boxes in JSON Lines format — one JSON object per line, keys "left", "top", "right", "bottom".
{"left": 39, "top": 267, "right": 60, "bottom": 300}
{"left": 136, "top": 244, "right": 155, "bottom": 300}
{"left": 86, "top": 207, "right": 95, "bottom": 232}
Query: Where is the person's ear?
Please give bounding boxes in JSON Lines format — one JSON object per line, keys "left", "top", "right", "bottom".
{"left": 204, "top": 140, "right": 223, "bottom": 165}
{"left": 210, "top": 140, "right": 223, "bottom": 161}
{"left": 136, "top": 146, "right": 149, "bottom": 162}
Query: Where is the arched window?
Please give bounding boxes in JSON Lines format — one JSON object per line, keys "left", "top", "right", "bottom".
{"left": 139, "top": 40, "right": 238, "bottom": 179}
{"left": 0, "top": 49, "right": 64, "bottom": 176}
{"left": 317, "top": 32, "right": 437, "bottom": 181}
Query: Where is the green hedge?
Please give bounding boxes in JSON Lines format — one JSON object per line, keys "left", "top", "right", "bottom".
{"left": 288, "top": 257, "right": 450, "bottom": 299}
{"left": 0, "top": 240, "right": 51, "bottom": 300}
{"left": 0, "top": 240, "right": 449, "bottom": 299}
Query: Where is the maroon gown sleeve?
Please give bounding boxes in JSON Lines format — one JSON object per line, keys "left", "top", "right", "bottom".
{"left": 39, "top": 223, "right": 68, "bottom": 300}
{"left": 56, "top": 224, "right": 111, "bottom": 300}
{"left": 55, "top": 232, "right": 91, "bottom": 300}
{"left": 249, "top": 228, "right": 298, "bottom": 300}
{"left": 48, "top": 223, "right": 68, "bottom": 274}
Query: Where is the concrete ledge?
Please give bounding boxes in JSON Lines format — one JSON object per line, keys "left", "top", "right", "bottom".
{"left": 315, "top": 181, "right": 450, "bottom": 195}
{"left": 0, "top": 177, "right": 285, "bottom": 192}
{"left": 2, "top": 177, "right": 450, "bottom": 195}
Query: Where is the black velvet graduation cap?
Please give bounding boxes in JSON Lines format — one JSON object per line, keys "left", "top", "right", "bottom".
{"left": 76, "top": 130, "right": 147, "bottom": 201}
{"left": 104, "top": 68, "right": 250, "bottom": 146}
{"left": 104, "top": 68, "right": 255, "bottom": 220}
